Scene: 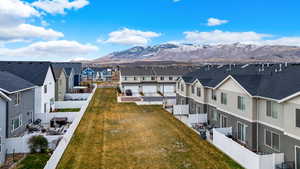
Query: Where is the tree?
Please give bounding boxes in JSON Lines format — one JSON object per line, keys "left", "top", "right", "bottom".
{"left": 28, "top": 135, "right": 49, "bottom": 153}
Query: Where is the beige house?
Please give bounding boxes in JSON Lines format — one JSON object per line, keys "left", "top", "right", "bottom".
{"left": 53, "top": 67, "right": 67, "bottom": 101}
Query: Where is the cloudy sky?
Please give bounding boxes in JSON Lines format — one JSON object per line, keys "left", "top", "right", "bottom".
{"left": 1, "top": 0, "right": 300, "bottom": 61}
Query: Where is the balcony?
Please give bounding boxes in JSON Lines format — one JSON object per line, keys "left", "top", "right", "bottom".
{"left": 212, "top": 127, "right": 285, "bottom": 169}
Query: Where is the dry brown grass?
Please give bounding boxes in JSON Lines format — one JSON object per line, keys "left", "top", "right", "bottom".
{"left": 57, "top": 88, "right": 243, "bottom": 169}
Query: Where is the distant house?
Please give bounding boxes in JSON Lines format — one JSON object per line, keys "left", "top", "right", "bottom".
{"left": 52, "top": 67, "right": 67, "bottom": 101}
{"left": 0, "top": 91, "right": 10, "bottom": 165}
{"left": 0, "top": 61, "right": 56, "bottom": 114}
{"left": 82, "top": 67, "right": 113, "bottom": 81}
{"left": 52, "top": 62, "right": 82, "bottom": 86}
{"left": 119, "top": 66, "right": 193, "bottom": 97}
{"left": 0, "top": 71, "right": 36, "bottom": 137}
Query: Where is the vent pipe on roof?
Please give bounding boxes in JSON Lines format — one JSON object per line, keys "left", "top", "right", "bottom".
{"left": 285, "top": 62, "right": 288, "bottom": 67}
{"left": 279, "top": 64, "right": 282, "bottom": 72}
{"left": 267, "top": 63, "right": 270, "bottom": 67}
{"left": 275, "top": 69, "right": 278, "bottom": 73}
{"left": 261, "top": 64, "right": 265, "bottom": 72}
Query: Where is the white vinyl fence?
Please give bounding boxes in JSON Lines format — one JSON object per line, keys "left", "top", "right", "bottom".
{"left": 6, "top": 134, "right": 61, "bottom": 154}
{"left": 64, "top": 93, "right": 90, "bottom": 100}
{"left": 35, "top": 112, "right": 79, "bottom": 124}
{"left": 173, "top": 105, "right": 189, "bottom": 115}
{"left": 55, "top": 101, "right": 86, "bottom": 109}
{"left": 213, "top": 128, "right": 284, "bottom": 169}
{"left": 44, "top": 86, "right": 96, "bottom": 169}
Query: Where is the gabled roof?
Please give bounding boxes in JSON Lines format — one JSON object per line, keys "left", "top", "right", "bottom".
{"left": 64, "top": 68, "right": 74, "bottom": 77}
{"left": 52, "top": 67, "right": 66, "bottom": 81}
{"left": 121, "top": 66, "right": 196, "bottom": 76}
{"left": 0, "top": 61, "right": 53, "bottom": 86}
{"left": 0, "top": 71, "right": 36, "bottom": 93}
{"left": 182, "top": 63, "right": 300, "bottom": 101}
{"left": 52, "top": 62, "right": 82, "bottom": 74}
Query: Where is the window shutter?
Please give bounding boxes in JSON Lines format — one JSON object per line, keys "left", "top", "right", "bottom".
{"left": 266, "top": 101, "right": 272, "bottom": 117}
{"left": 296, "top": 109, "right": 300, "bottom": 128}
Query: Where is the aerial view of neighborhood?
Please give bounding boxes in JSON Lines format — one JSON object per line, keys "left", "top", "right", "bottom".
{"left": 1, "top": 0, "right": 300, "bottom": 169}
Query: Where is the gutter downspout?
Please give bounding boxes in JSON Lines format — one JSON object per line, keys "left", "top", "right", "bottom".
{"left": 256, "top": 98, "right": 259, "bottom": 152}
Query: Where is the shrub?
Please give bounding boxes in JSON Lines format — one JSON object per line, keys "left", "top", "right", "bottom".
{"left": 28, "top": 135, "right": 49, "bottom": 153}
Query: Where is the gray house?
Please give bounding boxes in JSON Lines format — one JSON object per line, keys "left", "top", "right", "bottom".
{"left": 52, "top": 62, "right": 82, "bottom": 86}
{"left": 0, "top": 71, "right": 36, "bottom": 138}
{"left": 64, "top": 67, "right": 75, "bottom": 92}
{"left": 52, "top": 67, "right": 67, "bottom": 101}
{"left": 0, "top": 91, "right": 10, "bottom": 166}
{"left": 177, "top": 64, "right": 300, "bottom": 168}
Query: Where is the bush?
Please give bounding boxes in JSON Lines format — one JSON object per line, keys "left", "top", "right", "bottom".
{"left": 28, "top": 135, "right": 49, "bottom": 153}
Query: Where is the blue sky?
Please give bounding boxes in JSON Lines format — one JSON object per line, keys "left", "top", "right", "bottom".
{"left": 1, "top": 0, "right": 300, "bottom": 61}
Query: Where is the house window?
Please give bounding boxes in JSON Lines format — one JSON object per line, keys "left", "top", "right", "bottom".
{"left": 237, "top": 122, "right": 247, "bottom": 143}
{"left": 177, "top": 83, "right": 180, "bottom": 90}
{"left": 169, "top": 77, "right": 173, "bottom": 81}
{"left": 181, "top": 84, "right": 184, "bottom": 92}
{"left": 267, "top": 101, "right": 280, "bottom": 119}
{"left": 160, "top": 76, "right": 164, "bottom": 81}
{"left": 221, "top": 92, "right": 227, "bottom": 105}
{"left": 197, "top": 87, "right": 201, "bottom": 97}
{"left": 12, "top": 115, "right": 22, "bottom": 131}
{"left": 124, "top": 76, "right": 127, "bottom": 81}
{"left": 15, "top": 92, "right": 21, "bottom": 105}
{"left": 265, "top": 129, "right": 280, "bottom": 151}
{"left": 212, "top": 110, "right": 219, "bottom": 121}
{"left": 142, "top": 77, "right": 145, "bottom": 80}
{"left": 134, "top": 77, "right": 137, "bottom": 81}
{"left": 44, "top": 85, "right": 47, "bottom": 94}
{"left": 197, "top": 106, "right": 201, "bottom": 114}
{"left": 237, "top": 96, "right": 246, "bottom": 111}
{"left": 296, "top": 109, "right": 300, "bottom": 128}
{"left": 211, "top": 90, "right": 217, "bottom": 101}
{"left": 151, "top": 76, "right": 156, "bottom": 80}
{"left": 44, "top": 103, "right": 47, "bottom": 113}
{"left": 191, "top": 85, "right": 195, "bottom": 94}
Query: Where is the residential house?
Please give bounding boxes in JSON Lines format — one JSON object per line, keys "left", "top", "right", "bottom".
{"left": 81, "top": 67, "right": 112, "bottom": 81}
{"left": 64, "top": 68, "right": 75, "bottom": 92}
{"left": 52, "top": 67, "right": 67, "bottom": 101}
{"left": 52, "top": 62, "right": 82, "bottom": 86}
{"left": 177, "top": 64, "right": 300, "bottom": 168}
{"left": 120, "top": 66, "right": 194, "bottom": 96}
{"left": 0, "top": 91, "right": 9, "bottom": 166}
{"left": 81, "top": 67, "right": 95, "bottom": 81}
{"left": 0, "top": 61, "right": 56, "bottom": 114}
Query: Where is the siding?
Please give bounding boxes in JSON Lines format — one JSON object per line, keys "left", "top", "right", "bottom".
{"left": 0, "top": 98, "right": 6, "bottom": 165}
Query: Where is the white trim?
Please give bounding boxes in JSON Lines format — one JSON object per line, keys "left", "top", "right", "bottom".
{"left": 259, "top": 121, "right": 285, "bottom": 132}
{"left": 0, "top": 91, "right": 11, "bottom": 101}
{"left": 0, "top": 86, "right": 37, "bottom": 94}
{"left": 213, "top": 75, "right": 253, "bottom": 97}
{"left": 285, "top": 132, "right": 300, "bottom": 141}
{"left": 279, "top": 91, "right": 300, "bottom": 103}
{"left": 237, "top": 121, "right": 247, "bottom": 144}
{"left": 295, "top": 146, "right": 300, "bottom": 169}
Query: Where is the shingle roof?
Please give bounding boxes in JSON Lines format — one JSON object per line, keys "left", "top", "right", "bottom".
{"left": 0, "top": 71, "right": 35, "bottom": 93}
{"left": 64, "top": 68, "right": 73, "bottom": 77}
{"left": 52, "top": 67, "right": 65, "bottom": 81}
{"left": 121, "top": 66, "right": 196, "bottom": 76}
{"left": 52, "top": 62, "right": 82, "bottom": 74}
{"left": 0, "top": 61, "right": 53, "bottom": 86}
{"left": 182, "top": 63, "right": 300, "bottom": 100}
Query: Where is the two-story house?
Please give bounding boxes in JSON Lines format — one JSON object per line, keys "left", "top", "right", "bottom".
{"left": 52, "top": 67, "right": 67, "bottom": 101}
{"left": 177, "top": 64, "right": 300, "bottom": 168}
{"left": 0, "top": 91, "right": 10, "bottom": 166}
{"left": 0, "top": 61, "right": 56, "bottom": 114}
{"left": 120, "top": 66, "right": 193, "bottom": 97}
{"left": 52, "top": 62, "right": 82, "bottom": 86}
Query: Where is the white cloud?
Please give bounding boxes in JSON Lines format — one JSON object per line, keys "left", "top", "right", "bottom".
{"left": 0, "top": 40, "right": 98, "bottom": 57}
{"left": 207, "top": 18, "right": 228, "bottom": 26}
{"left": 41, "top": 20, "right": 50, "bottom": 27}
{"left": 173, "top": 0, "right": 181, "bottom": 2}
{"left": 103, "top": 28, "right": 161, "bottom": 45}
{"left": 184, "top": 30, "right": 270, "bottom": 44}
{"left": 183, "top": 30, "right": 300, "bottom": 46}
{"left": 32, "top": 0, "right": 89, "bottom": 15}
{"left": 0, "top": 24, "right": 63, "bottom": 42}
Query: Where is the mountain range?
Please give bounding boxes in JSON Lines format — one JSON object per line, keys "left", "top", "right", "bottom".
{"left": 92, "top": 43, "right": 300, "bottom": 64}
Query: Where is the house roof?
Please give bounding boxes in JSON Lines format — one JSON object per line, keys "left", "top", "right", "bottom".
{"left": 64, "top": 68, "right": 73, "bottom": 77}
{"left": 52, "top": 62, "right": 82, "bottom": 74}
{"left": 0, "top": 61, "right": 53, "bottom": 86}
{"left": 52, "top": 67, "right": 66, "bottom": 81}
{"left": 121, "top": 66, "right": 196, "bottom": 76}
{"left": 182, "top": 63, "right": 300, "bottom": 101}
{"left": 0, "top": 71, "right": 35, "bottom": 93}
{"left": 0, "top": 91, "right": 11, "bottom": 101}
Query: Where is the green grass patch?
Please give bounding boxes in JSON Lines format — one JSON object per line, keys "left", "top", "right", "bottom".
{"left": 53, "top": 108, "right": 81, "bottom": 112}
{"left": 16, "top": 153, "right": 50, "bottom": 169}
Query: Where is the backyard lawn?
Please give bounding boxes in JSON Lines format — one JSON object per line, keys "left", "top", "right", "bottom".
{"left": 57, "top": 88, "right": 243, "bottom": 169}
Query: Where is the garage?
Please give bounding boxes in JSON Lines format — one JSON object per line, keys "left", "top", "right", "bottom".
{"left": 159, "top": 84, "right": 175, "bottom": 96}
{"left": 142, "top": 85, "right": 157, "bottom": 95}
{"left": 124, "top": 85, "right": 139, "bottom": 95}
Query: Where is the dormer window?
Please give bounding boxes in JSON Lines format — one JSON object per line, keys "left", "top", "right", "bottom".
{"left": 44, "top": 85, "right": 47, "bottom": 94}
{"left": 196, "top": 87, "right": 201, "bottom": 97}
{"left": 169, "top": 77, "right": 173, "bottom": 80}
{"left": 15, "top": 93, "right": 21, "bottom": 105}
{"left": 160, "top": 76, "right": 164, "bottom": 81}
{"left": 151, "top": 76, "right": 155, "bottom": 80}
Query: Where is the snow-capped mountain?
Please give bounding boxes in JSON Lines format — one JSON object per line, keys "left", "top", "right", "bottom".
{"left": 94, "top": 43, "right": 300, "bottom": 64}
